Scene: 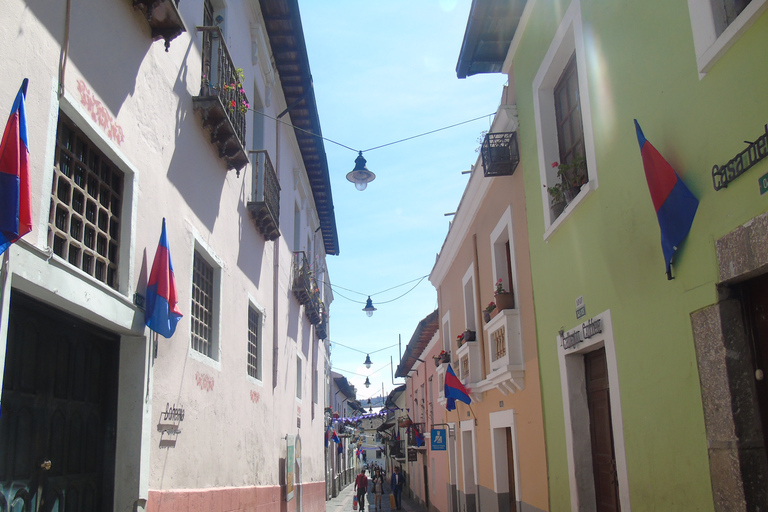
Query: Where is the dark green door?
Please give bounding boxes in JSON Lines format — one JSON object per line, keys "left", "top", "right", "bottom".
{"left": 0, "top": 292, "right": 119, "bottom": 511}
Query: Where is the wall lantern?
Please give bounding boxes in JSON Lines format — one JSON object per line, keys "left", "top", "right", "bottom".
{"left": 347, "top": 152, "right": 376, "bottom": 191}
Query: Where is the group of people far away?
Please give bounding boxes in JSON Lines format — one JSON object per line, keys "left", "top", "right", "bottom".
{"left": 354, "top": 466, "right": 404, "bottom": 512}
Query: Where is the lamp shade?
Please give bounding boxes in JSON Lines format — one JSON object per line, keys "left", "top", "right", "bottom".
{"left": 346, "top": 152, "right": 375, "bottom": 191}
{"left": 363, "top": 296, "right": 377, "bottom": 317}
{"left": 364, "top": 354, "right": 373, "bottom": 369}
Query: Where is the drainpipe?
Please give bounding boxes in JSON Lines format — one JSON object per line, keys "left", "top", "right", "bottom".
{"left": 472, "top": 234, "right": 487, "bottom": 380}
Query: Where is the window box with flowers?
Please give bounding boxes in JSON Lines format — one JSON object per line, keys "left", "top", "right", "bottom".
{"left": 545, "top": 156, "right": 588, "bottom": 220}
{"left": 433, "top": 350, "right": 451, "bottom": 367}
{"left": 493, "top": 279, "right": 515, "bottom": 314}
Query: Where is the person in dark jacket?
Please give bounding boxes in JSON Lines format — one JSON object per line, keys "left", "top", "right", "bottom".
{"left": 390, "top": 466, "right": 403, "bottom": 510}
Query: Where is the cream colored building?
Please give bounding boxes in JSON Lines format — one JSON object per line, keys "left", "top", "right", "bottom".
{"left": 0, "top": 1, "right": 335, "bottom": 511}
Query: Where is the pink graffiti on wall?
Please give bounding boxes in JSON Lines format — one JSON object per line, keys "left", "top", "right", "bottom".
{"left": 250, "top": 390, "right": 260, "bottom": 403}
{"left": 195, "top": 371, "right": 215, "bottom": 391}
{"left": 76, "top": 80, "right": 125, "bottom": 146}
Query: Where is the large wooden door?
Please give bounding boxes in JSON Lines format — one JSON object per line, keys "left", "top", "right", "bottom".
{"left": 585, "top": 348, "right": 620, "bottom": 512}
{"left": 0, "top": 293, "right": 119, "bottom": 511}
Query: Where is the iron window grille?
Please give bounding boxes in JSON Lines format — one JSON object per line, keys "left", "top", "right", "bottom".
{"left": 247, "top": 305, "right": 261, "bottom": 379}
{"left": 50, "top": 113, "right": 123, "bottom": 289}
{"left": 191, "top": 251, "right": 215, "bottom": 358}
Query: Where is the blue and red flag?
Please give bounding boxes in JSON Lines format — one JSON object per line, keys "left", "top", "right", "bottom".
{"left": 414, "top": 426, "right": 425, "bottom": 447}
{"left": 332, "top": 430, "right": 340, "bottom": 444}
{"left": 0, "top": 79, "right": 32, "bottom": 256}
{"left": 145, "top": 218, "right": 183, "bottom": 337}
{"left": 325, "top": 425, "right": 330, "bottom": 448}
{"left": 634, "top": 120, "right": 698, "bottom": 280}
{"left": 444, "top": 365, "right": 471, "bottom": 411}
{"left": 395, "top": 429, "right": 400, "bottom": 441}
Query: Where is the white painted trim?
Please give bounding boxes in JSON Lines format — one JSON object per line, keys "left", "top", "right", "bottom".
{"left": 460, "top": 419, "right": 478, "bottom": 492}
{"left": 532, "top": 0, "right": 599, "bottom": 240}
{"left": 442, "top": 310, "right": 452, "bottom": 353}
{"left": 489, "top": 409, "right": 520, "bottom": 502}
{"left": 687, "top": 0, "right": 768, "bottom": 78}
{"left": 489, "top": 205, "right": 519, "bottom": 308}
{"left": 557, "top": 309, "right": 631, "bottom": 511}
{"left": 246, "top": 294, "right": 267, "bottom": 386}
{"left": 188, "top": 228, "right": 224, "bottom": 371}
{"left": 462, "top": 263, "right": 477, "bottom": 332}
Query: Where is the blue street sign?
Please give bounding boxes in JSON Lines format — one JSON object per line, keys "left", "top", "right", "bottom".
{"left": 431, "top": 428, "right": 447, "bottom": 451}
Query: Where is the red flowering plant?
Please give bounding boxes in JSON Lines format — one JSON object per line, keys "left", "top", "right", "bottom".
{"left": 221, "top": 68, "right": 250, "bottom": 114}
{"left": 456, "top": 332, "right": 465, "bottom": 347}
{"left": 495, "top": 279, "right": 506, "bottom": 294}
{"left": 484, "top": 301, "right": 496, "bottom": 314}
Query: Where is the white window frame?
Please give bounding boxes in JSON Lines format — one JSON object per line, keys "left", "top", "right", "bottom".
{"left": 462, "top": 264, "right": 477, "bottom": 333}
{"left": 533, "top": 0, "right": 598, "bottom": 240}
{"left": 489, "top": 410, "right": 520, "bottom": 506}
{"left": 442, "top": 310, "right": 452, "bottom": 353}
{"left": 188, "top": 235, "right": 223, "bottom": 369}
{"left": 296, "top": 353, "right": 303, "bottom": 401}
{"left": 460, "top": 419, "right": 478, "bottom": 498}
{"left": 490, "top": 206, "right": 519, "bottom": 309}
{"left": 557, "top": 309, "right": 630, "bottom": 511}
{"left": 246, "top": 296, "right": 265, "bottom": 385}
{"left": 687, "top": 0, "right": 768, "bottom": 77}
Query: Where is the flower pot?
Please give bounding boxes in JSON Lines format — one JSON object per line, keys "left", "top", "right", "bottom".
{"left": 551, "top": 200, "right": 566, "bottom": 219}
{"left": 564, "top": 186, "right": 580, "bottom": 203}
{"left": 494, "top": 292, "right": 514, "bottom": 312}
{"left": 483, "top": 311, "right": 491, "bottom": 323}
{"left": 463, "top": 330, "right": 476, "bottom": 342}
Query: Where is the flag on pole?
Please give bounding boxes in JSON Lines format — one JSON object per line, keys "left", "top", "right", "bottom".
{"left": 0, "top": 79, "right": 32, "bottom": 255}
{"left": 634, "top": 120, "right": 698, "bottom": 279}
{"left": 444, "top": 365, "right": 471, "bottom": 411}
{"left": 145, "top": 218, "right": 183, "bottom": 337}
{"left": 332, "top": 430, "right": 340, "bottom": 444}
{"left": 414, "top": 426, "right": 425, "bottom": 447}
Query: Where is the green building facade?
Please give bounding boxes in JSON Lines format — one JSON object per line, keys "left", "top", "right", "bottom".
{"left": 502, "top": 0, "right": 768, "bottom": 509}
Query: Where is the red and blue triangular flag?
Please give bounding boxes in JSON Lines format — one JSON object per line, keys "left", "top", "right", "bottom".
{"left": 0, "top": 79, "right": 32, "bottom": 255}
{"left": 635, "top": 120, "right": 698, "bottom": 280}
{"left": 145, "top": 218, "right": 183, "bottom": 337}
{"left": 444, "top": 365, "right": 471, "bottom": 411}
{"left": 332, "top": 430, "right": 340, "bottom": 444}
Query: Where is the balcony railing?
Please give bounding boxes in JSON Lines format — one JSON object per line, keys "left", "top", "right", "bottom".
{"left": 481, "top": 131, "right": 520, "bottom": 177}
{"left": 192, "top": 26, "right": 249, "bottom": 172}
{"left": 292, "top": 252, "right": 312, "bottom": 306}
{"left": 133, "top": 0, "right": 185, "bottom": 51}
{"left": 247, "top": 150, "right": 281, "bottom": 241}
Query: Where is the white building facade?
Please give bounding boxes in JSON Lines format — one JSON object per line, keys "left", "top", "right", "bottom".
{"left": 0, "top": 1, "right": 336, "bottom": 511}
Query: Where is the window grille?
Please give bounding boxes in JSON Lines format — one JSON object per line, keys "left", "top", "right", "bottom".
{"left": 554, "top": 53, "right": 586, "bottom": 170}
{"left": 191, "top": 251, "right": 215, "bottom": 357}
{"left": 49, "top": 114, "right": 123, "bottom": 289}
{"left": 492, "top": 327, "right": 507, "bottom": 362}
{"left": 248, "top": 305, "right": 261, "bottom": 379}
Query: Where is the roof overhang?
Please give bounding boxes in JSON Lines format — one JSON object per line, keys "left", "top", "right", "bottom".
{"left": 396, "top": 309, "right": 439, "bottom": 377}
{"left": 260, "top": 0, "right": 340, "bottom": 255}
{"left": 456, "top": 0, "right": 527, "bottom": 78}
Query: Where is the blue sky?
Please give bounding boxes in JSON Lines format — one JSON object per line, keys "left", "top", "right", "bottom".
{"left": 298, "top": 1, "right": 507, "bottom": 404}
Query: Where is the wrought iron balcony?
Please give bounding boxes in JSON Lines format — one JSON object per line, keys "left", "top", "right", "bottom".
{"left": 292, "top": 251, "right": 312, "bottom": 306}
{"left": 247, "top": 150, "right": 281, "bottom": 241}
{"left": 133, "top": 0, "right": 186, "bottom": 51}
{"left": 481, "top": 131, "right": 520, "bottom": 177}
{"left": 192, "top": 26, "right": 249, "bottom": 172}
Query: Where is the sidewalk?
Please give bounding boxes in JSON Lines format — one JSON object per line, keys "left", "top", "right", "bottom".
{"left": 326, "top": 481, "right": 424, "bottom": 512}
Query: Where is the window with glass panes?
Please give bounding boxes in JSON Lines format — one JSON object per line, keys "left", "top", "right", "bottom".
{"left": 191, "top": 251, "right": 215, "bottom": 357}
{"left": 247, "top": 305, "right": 261, "bottom": 379}
{"left": 554, "top": 53, "right": 586, "bottom": 170}
{"left": 49, "top": 113, "right": 123, "bottom": 288}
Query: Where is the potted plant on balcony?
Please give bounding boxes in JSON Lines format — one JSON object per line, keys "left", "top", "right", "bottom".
{"left": 433, "top": 350, "right": 450, "bottom": 367}
{"left": 221, "top": 68, "right": 250, "bottom": 114}
{"left": 494, "top": 279, "right": 515, "bottom": 312}
{"left": 463, "top": 329, "right": 476, "bottom": 342}
{"left": 483, "top": 301, "right": 496, "bottom": 323}
{"left": 456, "top": 332, "right": 465, "bottom": 348}
{"left": 546, "top": 182, "right": 566, "bottom": 218}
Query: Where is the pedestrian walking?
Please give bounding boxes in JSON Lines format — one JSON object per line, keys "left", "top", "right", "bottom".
{"left": 355, "top": 468, "right": 369, "bottom": 512}
{"left": 371, "top": 469, "right": 385, "bottom": 510}
{"left": 390, "top": 466, "right": 403, "bottom": 510}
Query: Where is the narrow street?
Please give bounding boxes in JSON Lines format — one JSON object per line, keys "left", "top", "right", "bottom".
{"left": 327, "top": 481, "right": 426, "bottom": 512}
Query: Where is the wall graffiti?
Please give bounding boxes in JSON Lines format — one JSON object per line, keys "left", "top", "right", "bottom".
{"left": 195, "top": 371, "right": 214, "bottom": 391}
{"left": 250, "top": 390, "right": 260, "bottom": 403}
{"left": 76, "top": 80, "right": 125, "bottom": 146}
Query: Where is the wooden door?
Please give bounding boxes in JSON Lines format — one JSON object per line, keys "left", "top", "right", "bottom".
{"left": 742, "top": 272, "right": 768, "bottom": 456}
{"left": 0, "top": 293, "right": 119, "bottom": 511}
{"left": 505, "top": 428, "right": 517, "bottom": 512}
{"left": 585, "top": 348, "right": 620, "bottom": 512}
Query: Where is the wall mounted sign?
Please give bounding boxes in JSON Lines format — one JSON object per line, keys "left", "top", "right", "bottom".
{"left": 712, "top": 124, "right": 768, "bottom": 191}
{"left": 575, "top": 295, "right": 586, "bottom": 319}
{"left": 431, "top": 429, "right": 447, "bottom": 451}
{"left": 760, "top": 171, "right": 768, "bottom": 195}
{"left": 561, "top": 317, "right": 603, "bottom": 350}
